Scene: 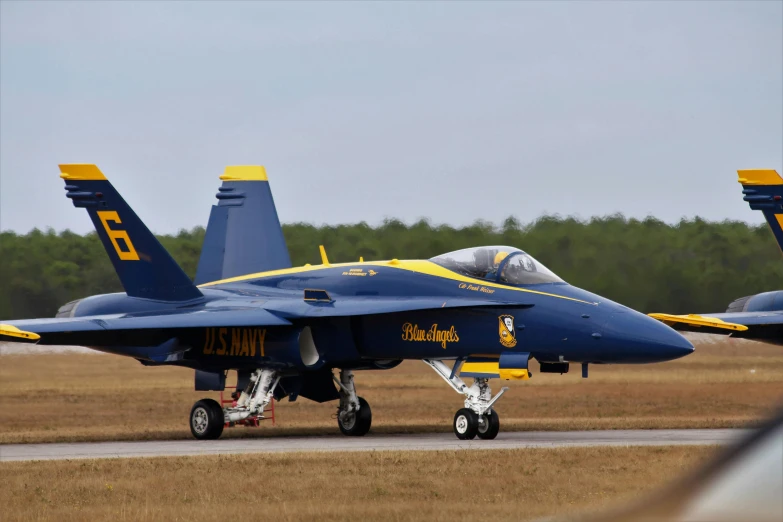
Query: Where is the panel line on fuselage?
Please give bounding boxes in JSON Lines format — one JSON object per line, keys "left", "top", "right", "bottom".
{"left": 198, "top": 260, "right": 598, "bottom": 305}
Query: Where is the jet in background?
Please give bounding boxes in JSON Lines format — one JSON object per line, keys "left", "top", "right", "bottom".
{"left": 651, "top": 170, "right": 783, "bottom": 345}
{"left": 0, "top": 164, "right": 693, "bottom": 440}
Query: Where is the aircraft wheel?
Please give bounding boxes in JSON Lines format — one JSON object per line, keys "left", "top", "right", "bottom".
{"left": 338, "top": 396, "right": 372, "bottom": 436}
{"left": 190, "top": 398, "right": 225, "bottom": 440}
{"left": 477, "top": 410, "right": 500, "bottom": 440}
{"left": 453, "top": 408, "right": 479, "bottom": 440}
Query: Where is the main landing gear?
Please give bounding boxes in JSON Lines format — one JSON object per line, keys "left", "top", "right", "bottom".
{"left": 333, "top": 369, "right": 372, "bottom": 436}
{"left": 190, "top": 398, "right": 224, "bottom": 440}
{"left": 190, "top": 368, "right": 280, "bottom": 440}
{"left": 189, "top": 367, "right": 373, "bottom": 440}
{"left": 424, "top": 359, "right": 507, "bottom": 440}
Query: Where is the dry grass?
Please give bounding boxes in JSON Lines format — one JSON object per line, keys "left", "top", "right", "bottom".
{"left": 0, "top": 446, "right": 715, "bottom": 522}
{"left": 1, "top": 336, "right": 782, "bottom": 444}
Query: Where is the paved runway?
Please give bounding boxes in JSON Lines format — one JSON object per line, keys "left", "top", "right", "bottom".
{"left": 0, "top": 429, "right": 746, "bottom": 462}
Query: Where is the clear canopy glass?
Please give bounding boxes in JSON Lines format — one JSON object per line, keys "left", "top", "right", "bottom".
{"left": 429, "top": 246, "right": 564, "bottom": 285}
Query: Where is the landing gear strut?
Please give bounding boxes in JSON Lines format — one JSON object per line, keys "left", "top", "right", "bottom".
{"left": 190, "top": 368, "right": 280, "bottom": 440}
{"left": 424, "top": 359, "right": 507, "bottom": 440}
{"left": 333, "top": 369, "right": 372, "bottom": 436}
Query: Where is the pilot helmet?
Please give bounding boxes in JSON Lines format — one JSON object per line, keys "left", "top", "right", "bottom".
{"left": 494, "top": 251, "right": 509, "bottom": 266}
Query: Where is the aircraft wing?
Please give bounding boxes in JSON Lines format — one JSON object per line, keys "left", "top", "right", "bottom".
{"left": 649, "top": 311, "right": 783, "bottom": 344}
{"left": 0, "top": 306, "right": 291, "bottom": 345}
{"left": 263, "top": 295, "right": 532, "bottom": 318}
{"left": 0, "top": 295, "right": 528, "bottom": 345}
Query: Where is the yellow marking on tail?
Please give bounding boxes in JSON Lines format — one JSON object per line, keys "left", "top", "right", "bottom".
{"left": 737, "top": 169, "right": 783, "bottom": 186}
{"left": 97, "top": 211, "right": 140, "bottom": 261}
{"left": 58, "top": 164, "right": 107, "bottom": 181}
{"left": 220, "top": 166, "right": 268, "bottom": 182}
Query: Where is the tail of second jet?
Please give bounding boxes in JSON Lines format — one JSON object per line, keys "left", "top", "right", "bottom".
{"left": 59, "top": 164, "right": 203, "bottom": 302}
{"left": 194, "top": 166, "right": 291, "bottom": 285}
{"left": 738, "top": 169, "right": 783, "bottom": 255}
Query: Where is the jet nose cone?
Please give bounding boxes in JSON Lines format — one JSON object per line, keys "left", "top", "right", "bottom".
{"left": 602, "top": 310, "right": 694, "bottom": 363}
{"left": 653, "top": 325, "right": 695, "bottom": 361}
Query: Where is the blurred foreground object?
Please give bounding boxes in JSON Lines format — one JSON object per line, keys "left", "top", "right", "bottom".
{"left": 582, "top": 406, "right": 783, "bottom": 522}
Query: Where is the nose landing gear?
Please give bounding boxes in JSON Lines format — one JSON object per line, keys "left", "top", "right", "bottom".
{"left": 424, "top": 359, "right": 507, "bottom": 440}
{"left": 453, "top": 408, "right": 479, "bottom": 440}
{"left": 477, "top": 409, "right": 500, "bottom": 440}
{"left": 454, "top": 408, "right": 501, "bottom": 440}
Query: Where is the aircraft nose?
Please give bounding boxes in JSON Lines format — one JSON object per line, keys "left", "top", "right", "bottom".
{"left": 601, "top": 310, "right": 694, "bottom": 363}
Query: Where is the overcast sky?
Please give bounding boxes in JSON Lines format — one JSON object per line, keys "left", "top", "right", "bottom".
{"left": 1, "top": 1, "right": 781, "bottom": 235}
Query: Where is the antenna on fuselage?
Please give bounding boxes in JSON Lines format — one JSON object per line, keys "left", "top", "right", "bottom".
{"left": 319, "top": 245, "right": 331, "bottom": 266}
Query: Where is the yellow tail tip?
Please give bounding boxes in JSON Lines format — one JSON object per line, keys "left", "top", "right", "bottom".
{"left": 220, "top": 166, "right": 268, "bottom": 182}
{"left": 0, "top": 324, "right": 40, "bottom": 341}
{"left": 737, "top": 169, "right": 782, "bottom": 186}
{"left": 58, "top": 164, "right": 107, "bottom": 181}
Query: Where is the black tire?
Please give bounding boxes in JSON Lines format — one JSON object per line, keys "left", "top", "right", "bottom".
{"left": 338, "top": 396, "right": 372, "bottom": 436}
{"left": 453, "top": 408, "right": 479, "bottom": 440}
{"left": 190, "top": 398, "right": 225, "bottom": 440}
{"left": 477, "top": 410, "right": 500, "bottom": 440}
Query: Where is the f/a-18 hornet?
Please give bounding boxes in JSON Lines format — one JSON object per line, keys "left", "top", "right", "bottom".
{"left": 0, "top": 164, "right": 694, "bottom": 440}
{"left": 651, "top": 169, "right": 783, "bottom": 345}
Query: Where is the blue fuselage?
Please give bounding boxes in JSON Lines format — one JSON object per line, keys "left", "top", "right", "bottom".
{"left": 66, "top": 261, "right": 694, "bottom": 371}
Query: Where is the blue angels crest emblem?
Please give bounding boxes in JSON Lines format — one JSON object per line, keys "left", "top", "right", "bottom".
{"left": 498, "top": 314, "right": 517, "bottom": 348}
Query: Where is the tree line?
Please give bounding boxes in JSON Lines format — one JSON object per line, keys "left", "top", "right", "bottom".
{"left": 1, "top": 215, "right": 781, "bottom": 320}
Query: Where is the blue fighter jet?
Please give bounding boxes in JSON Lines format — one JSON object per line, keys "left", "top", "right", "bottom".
{"left": 651, "top": 169, "right": 783, "bottom": 346}
{"left": 0, "top": 164, "right": 694, "bottom": 440}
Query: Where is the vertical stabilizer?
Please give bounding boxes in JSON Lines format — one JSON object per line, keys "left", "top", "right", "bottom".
{"left": 60, "top": 164, "right": 203, "bottom": 302}
{"left": 195, "top": 166, "right": 291, "bottom": 284}
{"left": 738, "top": 169, "right": 783, "bottom": 255}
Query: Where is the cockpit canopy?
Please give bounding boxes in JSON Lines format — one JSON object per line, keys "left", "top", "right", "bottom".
{"left": 429, "top": 246, "right": 564, "bottom": 285}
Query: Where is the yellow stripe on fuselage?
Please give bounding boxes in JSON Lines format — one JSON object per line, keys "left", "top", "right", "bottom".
{"left": 461, "top": 362, "right": 500, "bottom": 375}
{"left": 199, "top": 259, "right": 597, "bottom": 305}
